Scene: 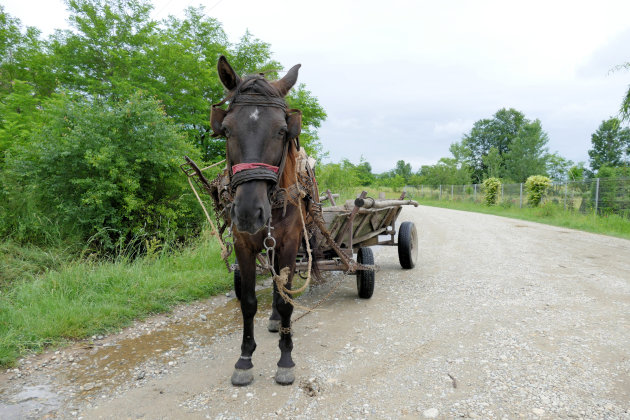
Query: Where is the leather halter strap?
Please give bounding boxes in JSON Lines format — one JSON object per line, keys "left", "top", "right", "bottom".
{"left": 232, "top": 163, "right": 279, "bottom": 174}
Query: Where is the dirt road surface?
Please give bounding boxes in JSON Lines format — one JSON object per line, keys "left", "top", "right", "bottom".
{"left": 2, "top": 206, "right": 629, "bottom": 419}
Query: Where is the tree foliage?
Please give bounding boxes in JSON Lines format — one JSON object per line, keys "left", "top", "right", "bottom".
{"left": 458, "top": 108, "right": 557, "bottom": 183}
{"left": 2, "top": 93, "right": 200, "bottom": 251}
{"left": 0, "top": 2, "right": 326, "bottom": 254}
{"left": 3, "top": 0, "right": 326, "bottom": 162}
{"left": 461, "top": 108, "right": 526, "bottom": 182}
{"left": 417, "top": 157, "right": 471, "bottom": 186}
{"left": 588, "top": 117, "right": 630, "bottom": 171}
{"left": 501, "top": 120, "right": 549, "bottom": 182}
{"left": 614, "top": 62, "right": 630, "bottom": 122}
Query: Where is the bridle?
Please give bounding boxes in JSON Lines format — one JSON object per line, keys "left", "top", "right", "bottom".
{"left": 211, "top": 77, "right": 301, "bottom": 195}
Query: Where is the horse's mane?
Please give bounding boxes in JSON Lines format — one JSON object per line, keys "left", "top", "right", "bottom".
{"left": 234, "top": 74, "right": 282, "bottom": 98}
{"left": 279, "top": 141, "right": 299, "bottom": 189}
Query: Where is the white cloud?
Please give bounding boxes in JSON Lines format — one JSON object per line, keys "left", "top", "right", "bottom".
{"left": 433, "top": 119, "right": 475, "bottom": 137}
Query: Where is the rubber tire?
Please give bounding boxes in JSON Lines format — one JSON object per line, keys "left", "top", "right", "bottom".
{"left": 233, "top": 260, "right": 242, "bottom": 300}
{"left": 356, "top": 247, "right": 375, "bottom": 299}
{"left": 398, "top": 221, "right": 417, "bottom": 269}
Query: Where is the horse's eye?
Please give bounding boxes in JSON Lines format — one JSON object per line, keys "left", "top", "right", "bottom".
{"left": 223, "top": 127, "right": 231, "bottom": 138}
{"left": 277, "top": 127, "right": 287, "bottom": 138}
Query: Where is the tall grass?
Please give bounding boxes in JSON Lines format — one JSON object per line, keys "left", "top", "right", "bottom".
{"left": 0, "top": 232, "right": 230, "bottom": 366}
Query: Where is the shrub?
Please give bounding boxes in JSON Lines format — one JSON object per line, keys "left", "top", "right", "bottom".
{"left": 2, "top": 92, "right": 202, "bottom": 253}
{"left": 525, "top": 175, "right": 552, "bottom": 207}
{"left": 482, "top": 177, "right": 501, "bottom": 206}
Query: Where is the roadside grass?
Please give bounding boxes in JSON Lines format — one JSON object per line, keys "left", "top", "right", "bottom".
{"left": 0, "top": 232, "right": 230, "bottom": 367}
{"left": 412, "top": 198, "right": 630, "bottom": 240}
{"left": 0, "top": 241, "right": 73, "bottom": 289}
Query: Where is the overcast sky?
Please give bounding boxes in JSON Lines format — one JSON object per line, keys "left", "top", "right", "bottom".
{"left": 4, "top": 0, "right": 630, "bottom": 172}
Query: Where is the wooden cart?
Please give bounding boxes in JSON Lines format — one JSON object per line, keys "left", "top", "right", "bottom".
{"left": 181, "top": 157, "right": 418, "bottom": 301}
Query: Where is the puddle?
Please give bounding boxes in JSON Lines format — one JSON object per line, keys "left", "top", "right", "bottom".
{"left": 0, "top": 290, "right": 275, "bottom": 416}
{"left": 58, "top": 289, "right": 274, "bottom": 395}
{"left": 0, "top": 385, "right": 61, "bottom": 419}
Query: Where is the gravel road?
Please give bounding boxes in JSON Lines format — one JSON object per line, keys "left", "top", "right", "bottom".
{"left": 2, "top": 205, "right": 629, "bottom": 419}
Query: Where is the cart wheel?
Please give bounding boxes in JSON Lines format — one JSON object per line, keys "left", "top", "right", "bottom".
{"left": 356, "top": 247, "right": 375, "bottom": 299}
{"left": 233, "top": 260, "right": 242, "bottom": 300}
{"left": 398, "top": 221, "right": 418, "bottom": 269}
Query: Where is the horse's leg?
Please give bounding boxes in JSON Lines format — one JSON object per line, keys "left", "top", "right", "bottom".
{"left": 268, "top": 290, "right": 281, "bottom": 333}
{"left": 231, "top": 248, "right": 257, "bottom": 386}
{"left": 273, "top": 242, "right": 299, "bottom": 385}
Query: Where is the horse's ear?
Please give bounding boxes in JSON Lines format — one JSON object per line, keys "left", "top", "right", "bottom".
{"left": 274, "top": 64, "right": 301, "bottom": 97}
{"left": 217, "top": 55, "right": 241, "bottom": 91}
{"left": 210, "top": 106, "right": 227, "bottom": 137}
{"left": 286, "top": 110, "right": 302, "bottom": 144}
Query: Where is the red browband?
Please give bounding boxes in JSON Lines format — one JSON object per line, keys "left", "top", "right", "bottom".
{"left": 232, "top": 162, "right": 279, "bottom": 175}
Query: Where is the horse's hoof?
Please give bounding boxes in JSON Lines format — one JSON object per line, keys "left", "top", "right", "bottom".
{"left": 275, "top": 367, "right": 295, "bottom": 385}
{"left": 268, "top": 319, "right": 280, "bottom": 333}
{"left": 231, "top": 368, "right": 254, "bottom": 386}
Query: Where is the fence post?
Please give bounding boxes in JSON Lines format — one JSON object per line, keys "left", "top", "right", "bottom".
{"left": 439, "top": 185, "right": 442, "bottom": 200}
{"left": 451, "top": 185, "right": 454, "bottom": 200}
{"left": 474, "top": 184, "right": 477, "bottom": 202}
{"left": 519, "top": 183, "right": 523, "bottom": 208}
{"left": 595, "top": 178, "right": 600, "bottom": 214}
{"left": 501, "top": 184, "right": 504, "bottom": 203}
{"left": 421, "top": 184, "right": 424, "bottom": 197}
{"left": 564, "top": 182, "right": 568, "bottom": 210}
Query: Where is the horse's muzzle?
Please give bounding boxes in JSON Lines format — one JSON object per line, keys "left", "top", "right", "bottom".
{"left": 230, "top": 181, "right": 272, "bottom": 234}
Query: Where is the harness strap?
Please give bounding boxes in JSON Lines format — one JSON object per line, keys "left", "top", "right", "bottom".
{"left": 232, "top": 162, "right": 279, "bottom": 174}
{"left": 231, "top": 168, "right": 278, "bottom": 189}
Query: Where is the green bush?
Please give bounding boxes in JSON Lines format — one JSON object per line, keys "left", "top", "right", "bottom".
{"left": 525, "top": 175, "right": 552, "bottom": 207}
{"left": 2, "top": 92, "right": 202, "bottom": 253}
{"left": 482, "top": 177, "right": 501, "bottom": 206}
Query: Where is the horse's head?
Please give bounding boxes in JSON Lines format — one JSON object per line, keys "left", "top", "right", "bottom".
{"left": 212, "top": 56, "right": 301, "bottom": 234}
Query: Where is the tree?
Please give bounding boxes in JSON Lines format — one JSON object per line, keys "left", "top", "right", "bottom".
{"left": 316, "top": 159, "right": 359, "bottom": 193}
{"left": 461, "top": 108, "right": 526, "bottom": 182}
{"left": 614, "top": 62, "right": 630, "bottom": 122}
{"left": 502, "top": 119, "right": 550, "bottom": 182}
{"left": 354, "top": 157, "right": 374, "bottom": 186}
{"left": 588, "top": 117, "right": 630, "bottom": 171}
{"left": 545, "top": 152, "right": 573, "bottom": 182}
{"left": 482, "top": 147, "right": 502, "bottom": 179}
{"left": 0, "top": 7, "right": 56, "bottom": 97}
{"left": 418, "top": 157, "right": 471, "bottom": 186}
{"left": 460, "top": 108, "right": 554, "bottom": 183}
{"left": 567, "top": 162, "right": 586, "bottom": 181}
{"left": 394, "top": 160, "right": 412, "bottom": 182}
{"left": 0, "top": 81, "right": 56, "bottom": 163}
{"left": 286, "top": 84, "right": 327, "bottom": 160}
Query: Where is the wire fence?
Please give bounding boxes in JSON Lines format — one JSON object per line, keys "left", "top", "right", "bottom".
{"left": 404, "top": 177, "right": 630, "bottom": 219}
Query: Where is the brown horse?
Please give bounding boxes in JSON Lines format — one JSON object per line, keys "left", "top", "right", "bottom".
{"left": 211, "top": 56, "right": 312, "bottom": 386}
